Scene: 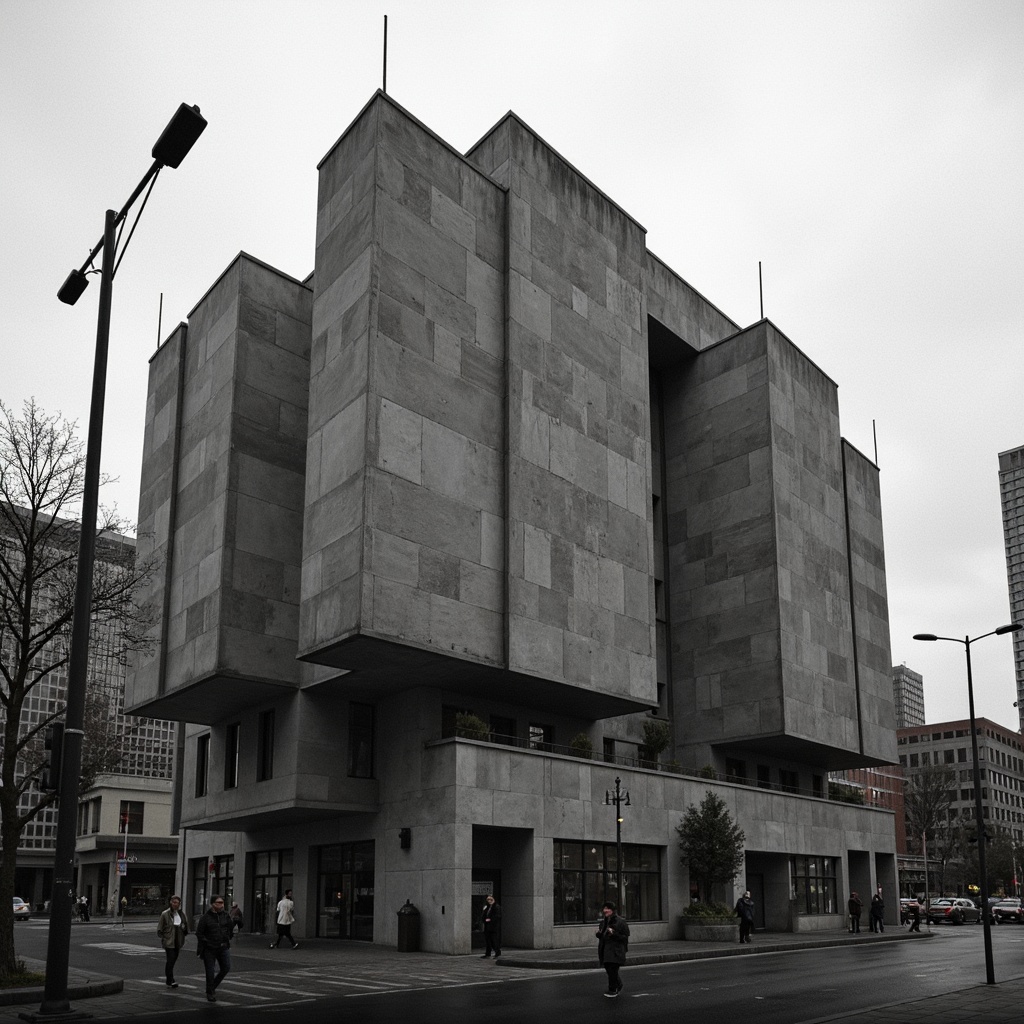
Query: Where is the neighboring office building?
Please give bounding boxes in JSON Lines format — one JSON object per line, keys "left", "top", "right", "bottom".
{"left": 897, "top": 718, "right": 1024, "bottom": 847}
{"left": 892, "top": 663, "right": 925, "bottom": 729}
{"left": 75, "top": 775, "right": 177, "bottom": 915}
{"left": 999, "top": 445, "right": 1024, "bottom": 733}
{"left": 126, "top": 91, "right": 899, "bottom": 952}
{"left": 0, "top": 518, "right": 178, "bottom": 910}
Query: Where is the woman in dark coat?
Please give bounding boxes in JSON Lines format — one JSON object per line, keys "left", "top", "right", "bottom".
{"left": 595, "top": 901, "right": 629, "bottom": 997}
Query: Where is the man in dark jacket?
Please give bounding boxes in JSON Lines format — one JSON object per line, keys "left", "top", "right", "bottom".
{"left": 735, "top": 890, "right": 755, "bottom": 943}
{"left": 870, "top": 887, "right": 885, "bottom": 932}
{"left": 848, "top": 891, "right": 863, "bottom": 933}
{"left": 194, "top": 894, "right": 232, "bottom": 1002}
{"left": 480, "top": 894, "right": 502, "bottom": 958}
{"left": 596, "top": 901, "right": 629, "bottom": 998}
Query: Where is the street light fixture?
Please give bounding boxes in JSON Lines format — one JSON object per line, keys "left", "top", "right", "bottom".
{"left": 913, "top": 622, "right": 1022, "bottom": 986}
{"left": 35, "top": 102, "right": 206, "bottom": 1020}
{"left": 605, "top": 777, "right": 630, "bottom": 907}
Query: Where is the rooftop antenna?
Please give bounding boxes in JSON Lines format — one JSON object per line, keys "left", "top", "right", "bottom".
{"left": 873, "top": 419, "right": 879, "bottom": 466}
{"left": 383, "top": 15, "right": 388, "bottom": 93}
{"left": 758, "top": 260, "right": 764, "bottom": 320}
{"left": 156, "top": 292, "right": 163, "bottom": 348}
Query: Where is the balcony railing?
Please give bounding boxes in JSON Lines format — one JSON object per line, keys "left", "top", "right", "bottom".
{"left": 433, "top": 729, "right": 850, "bottom": 802}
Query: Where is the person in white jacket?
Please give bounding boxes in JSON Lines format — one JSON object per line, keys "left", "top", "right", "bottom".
{"left": 270, "top": 889, "right": 298, "bottom": 949}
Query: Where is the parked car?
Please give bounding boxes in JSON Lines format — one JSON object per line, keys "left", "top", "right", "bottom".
{"left": 992, "top": 898, "right": 1024, "bottom": 924}
{"left": 926, "top": 897, "right": 980, "bottom": 925}
{"left": 12, "top": 897, "right": 31, "bottom": 921}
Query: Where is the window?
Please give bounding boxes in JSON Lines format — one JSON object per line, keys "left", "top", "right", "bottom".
{"left": 490, "top": 715, "right": 516, "bottom": 745}
{"left": 944, "top": 749, "right": 955, "bottom": 764}
{"left": 812, "top": 775, "right": 824, "bottom": 798}
{"left": 196, "top": 734, "right": 210, "bottom": 797}
{"left": 119, "top": 800, "right": 144, "bottom": 835}
{"left": 791, "top": 855, "right": 838, "bottom": 915}
{"left": 603, "top": 738, "right": 616, "bottom": 763}
{"left": 529, "top": 723, "right": 553, "bottom": 751}
{"left": 757, "top": 765, "right": 771, "bottom": 789}
{"left": 553, "top": 840, "right": 661, "bottom": 923}
{"left": 224, "top": 722, "right": 240, "bottom": 790}
{"left": 779, "top": 770, "right": 799, "bottom": 794}
{"left": 348, "top": 703, "right": 374, "bottom": 778}
{"left": 257, "top": 710, "right": 275, "bottom": 782}
{"left": 725, "top": 758, "right": 747, "bottom": 784}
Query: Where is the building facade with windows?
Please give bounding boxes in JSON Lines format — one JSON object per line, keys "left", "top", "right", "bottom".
{"left": 999, "top": 445, "right": 1024, "bottom": 733}
{"left": 126, "top": 91, "right": 898, "bottom": 951}
{"left": 897, "top": 718, "right": 1024, "bottom": 846}
{"left": 892, "top": 664, "right": 925, "bottom": 729}
{"left": 0, "top": 517, "right": 178, "bottom": 911}
{"left": 74, "top": 774, "right": 177, "bottom": 915}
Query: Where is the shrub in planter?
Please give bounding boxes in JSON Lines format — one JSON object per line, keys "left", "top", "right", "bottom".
{"left": 569, "top": 732, "right": 594, "bottom": 759}
{"left": 454, "top": 712, "right": 490, "bottom": 741}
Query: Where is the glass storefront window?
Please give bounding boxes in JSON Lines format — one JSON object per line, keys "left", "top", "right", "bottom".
{"left": 553, "top": 840, "right": 661, "bottom": 923}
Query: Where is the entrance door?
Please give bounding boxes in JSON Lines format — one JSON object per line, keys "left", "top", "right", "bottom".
{"left": 746, "top": 873, "right": 766, "bottom": 930}
{"left": 470, "top": 870, "right": 500, "bottom": 949}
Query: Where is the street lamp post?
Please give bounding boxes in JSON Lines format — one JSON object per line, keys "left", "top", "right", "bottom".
{"left": 913, "top": 622, "right": 1022, "bottom": 986}
{"left": 35, "top": 103, "right": 206, "bottom": 1020}
{"left": 605, "top": 777, "right": 630, "bottom": 907}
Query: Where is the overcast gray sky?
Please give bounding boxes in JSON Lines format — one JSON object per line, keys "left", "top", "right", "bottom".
{"left": 2, "top": 1, "right": 1021, "bottom": 730}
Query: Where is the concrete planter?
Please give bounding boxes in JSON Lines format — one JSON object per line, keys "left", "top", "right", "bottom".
{"left": 680, "top": 916, "right": 739, "bottom": 941}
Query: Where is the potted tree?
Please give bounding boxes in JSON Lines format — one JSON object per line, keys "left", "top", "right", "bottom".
{"left": 676, "top": 791, "right": 746, "bottom": 940}
{"left": 638, "top": 719, "right": 671, "bottom": 770}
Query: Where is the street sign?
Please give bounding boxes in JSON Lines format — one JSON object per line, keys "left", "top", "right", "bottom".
{"left": 117, "top": 858, "right": 128, "bottom": 876}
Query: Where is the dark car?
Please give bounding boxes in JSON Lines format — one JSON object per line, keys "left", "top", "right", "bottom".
{"left": 926, "top": 897, "right": 980, "bottom": 925}
{"left": 12, "top": 897, "right": 31, "bottom": 921}
{"left": 992, "top": 898, "right": 1024, "bottom": 924}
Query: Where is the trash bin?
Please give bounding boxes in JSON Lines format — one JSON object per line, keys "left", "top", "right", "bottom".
{"left": 396, "top": 899, "right": 420, "bottom": 952}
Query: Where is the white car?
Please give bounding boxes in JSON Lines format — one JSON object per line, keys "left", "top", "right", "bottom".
{"left": 13, "top": 897, "right": 31, "bottom": 921}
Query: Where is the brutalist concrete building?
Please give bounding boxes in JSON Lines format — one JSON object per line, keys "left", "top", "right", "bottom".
{"left": 126, "top": 92, "right": 898, "bottom": 950}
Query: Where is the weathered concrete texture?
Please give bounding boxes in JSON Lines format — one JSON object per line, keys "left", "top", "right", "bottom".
{"left": 301, "top": 94, "right": 509, "bottom": 674}
{"left": 470, "top": 112, "right": 657, "bottom": 707}
{"left": 126, "top": 254, "right": 312, "bottom": 721}
{"left": 842, "top": 440, "right": 897, "bottom": 762}
{"left": 665, "top": 320, "right": 879, "bottom": 766}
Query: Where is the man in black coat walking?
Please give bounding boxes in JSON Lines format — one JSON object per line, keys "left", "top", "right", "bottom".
{"left": 596, "top": 901, "right": 630, "bottom": 998}
{"left": 735, "top": 890, "right": 755, "bottom": 943}
{"left": 194, "top": 894, "right": 232, "bottom": 1002}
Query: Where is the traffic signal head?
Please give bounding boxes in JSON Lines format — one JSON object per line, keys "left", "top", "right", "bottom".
{"left": 41, "top": 723, "right": 65, "bottom": 792}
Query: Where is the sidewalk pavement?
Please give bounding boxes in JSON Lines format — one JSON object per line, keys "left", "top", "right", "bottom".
{"left": 3, "top": 926, "right": 1023, "bottom": 1022}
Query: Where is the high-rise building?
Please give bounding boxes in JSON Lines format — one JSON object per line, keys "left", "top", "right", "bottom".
{"left": 127, "top": 91, "right": 899, "bottom": 948}
{"left": 892, "top": 664, "right": 926, "bottom": 728}
{"left": 0, "top": 516, "right": 177, "bottom": 911}
{"left": 999, "top": 445, "right": 1024, "bottom": 732}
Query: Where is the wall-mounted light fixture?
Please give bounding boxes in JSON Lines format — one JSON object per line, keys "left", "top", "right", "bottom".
{"left": 399, "top": 828, "right": 412, "bottom": 850}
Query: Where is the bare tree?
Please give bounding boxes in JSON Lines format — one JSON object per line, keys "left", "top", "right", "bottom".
{"left": 904, "top": 765, "right": 957, "bottom": 900}
{"left": 0, "top": 399, "right": 156, "bottom": 981}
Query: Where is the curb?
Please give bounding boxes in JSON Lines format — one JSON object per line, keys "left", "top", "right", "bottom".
{"left": 498, "top": 930, "right": 934, "bottom": 970}
{"left": 0, "top": 977, "right": 123, "bottom": 1007}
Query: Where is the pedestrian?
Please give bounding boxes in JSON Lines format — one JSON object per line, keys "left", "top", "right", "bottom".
{"left": 270, "top": 888, "right": 298, "bottom": 949}
{"left": 156, "top": 894, "right": 190, "bottom": 988}
{"left": 228, "top": 902, "right": 244, "bottom": 936}
{"left": 480, "top": 894, "right": 502, "bottom": 958}
{"left": 906, "top": 897, "right": 921, "bottom": 932}
{"left": 848, "top": 891, "right": 862, "bottom": 933}
{"left": 870, "top": 886, "right": 885, "bottom": 933}
{"left": 195, "top": 893, "right": 232, "bottom": 1002}
{"left": 595, "top": 901, "right": 629, "bottom": 998}
{"left": 735, "top": 889, "right": 754, "bottom": 944}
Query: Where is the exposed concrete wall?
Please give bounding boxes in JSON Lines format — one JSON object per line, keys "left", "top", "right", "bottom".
{"left": 664, "top": 320, "right": 886, "bottom": 766}
{"left": 470, "top": 114, "right": 657, "bottom": 707}
{"left": 302, "top": 94, "right": 508, "bottom": 673}
{"left": 126, "top": 255, "right": 312, "bottom": 719}
{"left": 842, "top": 441, "right": 897, "bottom": 762}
